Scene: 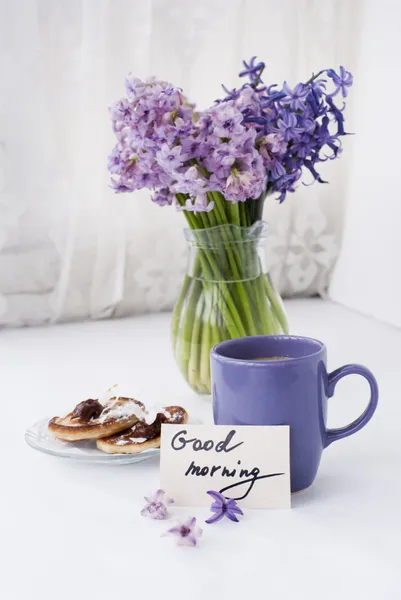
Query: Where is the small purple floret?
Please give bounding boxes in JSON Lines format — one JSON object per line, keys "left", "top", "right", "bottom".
{"left": 141, "top": 489, "right": 173, "bottom": 520}
{"left": 205, "top": 490, "right": 244, "bottom": 524}
{"left": 165, "top": 516, "right": 203, "bottom": 546}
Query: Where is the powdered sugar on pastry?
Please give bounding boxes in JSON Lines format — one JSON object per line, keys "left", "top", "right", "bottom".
{"left": 143, "top": 407, "right": 157, "bottom": 425}
{"left": 97, "top": 398, "right": 147, "bottom": 423}
{"left": 114, "top": 437, "right": 147, "bottom": 446}
{"left": 98, "top": 386, "right": 157, "bottom": 425}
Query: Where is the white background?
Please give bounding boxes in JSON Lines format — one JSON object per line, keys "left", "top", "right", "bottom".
{"left": 330, "top": 0, "right": 401, "bottom": 327}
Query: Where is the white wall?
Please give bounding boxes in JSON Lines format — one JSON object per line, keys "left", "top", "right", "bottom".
{"left": 330, "top": 0, "right": 401, "bottom": 328}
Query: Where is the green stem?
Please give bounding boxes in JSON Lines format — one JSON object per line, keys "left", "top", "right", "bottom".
{"left": 173, "top": 191, "right": 289, "bottom": 394}
{"left": 263, "top": 271, "right": 289, "bottom": 334}
{"left": 199, "top": 285, "right": 212, "bottom": 393}
{"left": 188, "top": 293, "right": 205, "bottom": 391}
{"left": 177, "top": 194, "right": 247, "bottom": 338}
{"left": 208, "top": 191, "right": 257, "bottom": 335}
{"left": 171, "top": 273, "right": 191, "bottom": 351}
{"left": 238, "top": 201, "right": 250, "bottom": 227}
{"left": 175, "top": 276, "right": 202, "bottom": 379}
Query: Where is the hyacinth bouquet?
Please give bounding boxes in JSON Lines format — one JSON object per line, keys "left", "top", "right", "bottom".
{"left": 108, "top": 58, "right": 353, "bottom": 393}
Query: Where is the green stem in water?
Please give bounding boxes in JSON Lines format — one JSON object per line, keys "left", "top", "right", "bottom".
{"left": 188, "top": 293, "right": 205, "bottom": 391}
{"left": 177, "top": 194, "right": 247, "bottom": 338}
{"left": 175, "top": 276, "right": 202, "bottom": 379}
{"left": 171, "top": 273, "right": 191, "bottom": 351}
{"left": 173, "top": 192, "right": 289, "bottom": 394}
{"left": 199, "top": 285, "right": 212, "bottom": 392}
{"left": 263, "top": 271, "right": 289, "bottom": 334}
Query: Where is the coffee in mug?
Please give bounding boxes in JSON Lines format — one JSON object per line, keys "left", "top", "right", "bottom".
{"left": 252, "top": 357, "right": 290, "bottom": 361}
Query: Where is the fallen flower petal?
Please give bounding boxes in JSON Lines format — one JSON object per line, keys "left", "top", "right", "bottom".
{"left": 164, "top": 516, "right": 203, "bottom": 546}
{"left": 206, "top": 490, "right": 244, "bottom": 524}
{"left": 141, "top": 489, "right": 173, "bottom": 520}
{"left": 205, "top": 511, "right": 225, "bottom": 525}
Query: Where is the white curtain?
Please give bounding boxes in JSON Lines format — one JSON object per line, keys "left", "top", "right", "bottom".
{"left": 329, "top": 0, "right": 401, "bottom": 329}
{"left": 0, "top": 0, "right": 361, "bottom": 326}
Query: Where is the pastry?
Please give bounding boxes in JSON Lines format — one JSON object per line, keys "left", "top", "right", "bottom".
{"left": 48, "top": 396, "right": 150, "bottom": 442}
{"left": 96, "top": 405, "right": 188, "bottom": 454}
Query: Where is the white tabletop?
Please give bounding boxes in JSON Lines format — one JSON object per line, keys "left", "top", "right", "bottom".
{"left": 2, "top": 299, "right": 401, "bottom": 600}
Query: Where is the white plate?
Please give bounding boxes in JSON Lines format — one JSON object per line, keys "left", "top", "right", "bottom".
{"left": 25, "top": 417, "right": 198, "bottom": 465}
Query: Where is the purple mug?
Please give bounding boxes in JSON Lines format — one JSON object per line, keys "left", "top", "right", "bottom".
{"left": 211, "top": 335, "right": 378, "bottom": 493}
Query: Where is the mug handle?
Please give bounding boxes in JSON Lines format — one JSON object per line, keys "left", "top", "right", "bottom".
{"left": 324, "top": 364, "right": 379, "bottom": 448}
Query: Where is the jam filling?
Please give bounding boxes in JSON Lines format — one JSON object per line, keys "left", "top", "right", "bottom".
{"left": 71, "top": 399, "right": 103, "bottom": 422}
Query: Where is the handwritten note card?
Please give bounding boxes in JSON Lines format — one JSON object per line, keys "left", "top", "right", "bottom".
{"left": 160, "top": 425, "right": 291, "bottom": 509}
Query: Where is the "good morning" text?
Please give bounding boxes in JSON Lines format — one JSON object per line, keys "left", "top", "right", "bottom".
{"left": 170, "top": 429, "right": 283, "bottom": 500}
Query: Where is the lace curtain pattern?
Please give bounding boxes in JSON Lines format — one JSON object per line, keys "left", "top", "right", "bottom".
{"left": 0, "top": 0, "right": 361, "bottom": 325}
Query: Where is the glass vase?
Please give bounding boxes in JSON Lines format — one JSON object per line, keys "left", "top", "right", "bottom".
{"left": 171, "top": 221, "right": 289, "bottom": 394}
